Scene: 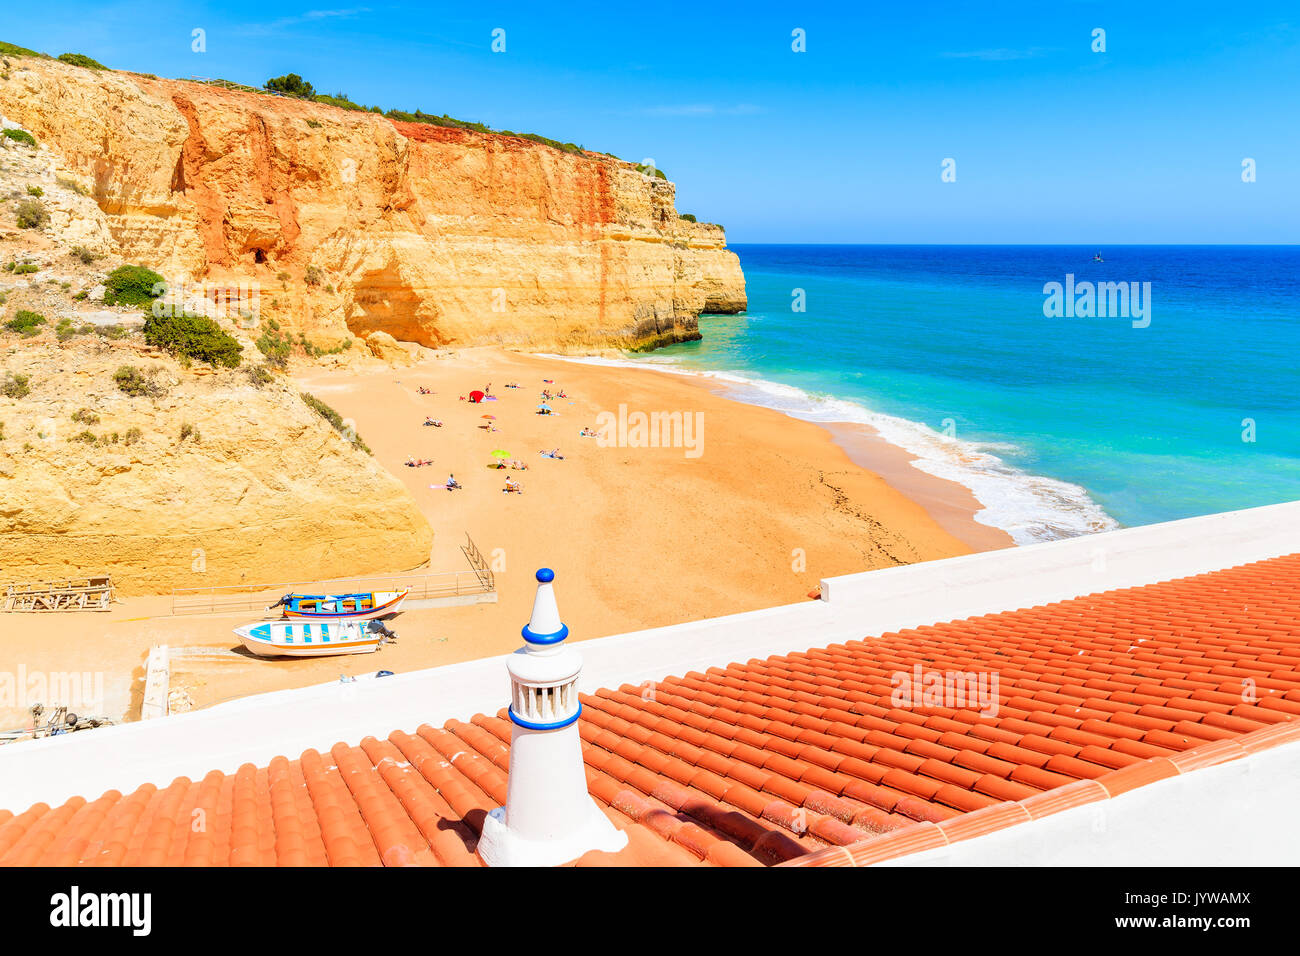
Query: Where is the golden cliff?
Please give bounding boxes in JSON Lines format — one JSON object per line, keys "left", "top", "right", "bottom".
{"left": 0, "top": 57, "right": 746, "bottom": 352}
{"left": 0, "top": 343, "right": 434, "bottom": 595}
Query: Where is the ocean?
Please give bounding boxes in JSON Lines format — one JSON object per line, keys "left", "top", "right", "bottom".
{"left": 636, "top": 244, "right": 1300, "bottom": 544}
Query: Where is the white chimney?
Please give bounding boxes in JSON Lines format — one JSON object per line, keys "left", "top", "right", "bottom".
{"left": 476, "top": 568, "right": 628, "bottom": 866}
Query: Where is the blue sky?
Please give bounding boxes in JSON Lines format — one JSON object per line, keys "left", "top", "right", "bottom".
{"left": 3, "top": 2, "right": 1298, "bottom": 242}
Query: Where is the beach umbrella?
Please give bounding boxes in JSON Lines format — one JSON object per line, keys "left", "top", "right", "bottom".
{"left": 469, "top": 390, "right": 484, "bottom": 403}
{"left": 481, "top": 414, "right": 496, "bottom": 420}
{"left": 490, "top": 449, "right": 511, "bottom": 458}
{"left": 537, "top": 403, "right": 552, "bottom": 411}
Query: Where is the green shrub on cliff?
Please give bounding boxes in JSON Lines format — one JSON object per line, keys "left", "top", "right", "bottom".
{"left": 256, "top": 326, "right": 291, "bottom": 368}
{"left": 103, "top": 265, "right": 164, "bottom": 306}
{"left": 57, "top": 175, "right": 90, "bottom": 196}
{"left": 57, "top": 52, "right": 107, "bottom": 70}
{"left": 2, "top": 373, "right": 31, "bottom": 398}
{"left": 244, "top": 364, "right": 274, "bottom": 388}
{"left": 5, "top": 310, "right": 45, "bottom": 336}
{"left": 15, "top": 197, "right": 47, "bottom": 228}
{"left": 264, "top": 73, "right": 316, "bottom": 98}
{"left": 113, "top": 365, "right": 163, "bottom": 398}
{"left": 2, "top": 128, "right": 37, "bottom": 147}
{"left": 144, "top": 312, "right": 243, "bottom": 368}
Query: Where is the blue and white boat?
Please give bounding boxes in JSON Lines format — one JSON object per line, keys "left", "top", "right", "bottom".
{"left": 234, "top": 619, "right": 397, "bottom": 658}
{"left": 268, "top": 589, "right": 408, "bottom": 620}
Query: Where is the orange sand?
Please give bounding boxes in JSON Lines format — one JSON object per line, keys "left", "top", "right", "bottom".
{"left": 0, "top": 348, "right": 1011, "bottom": 729}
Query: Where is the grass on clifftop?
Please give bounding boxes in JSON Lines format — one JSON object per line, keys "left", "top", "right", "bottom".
{"left": 0, "top": 40, "right": 104, "bottom": 69}
{"left": 57, "top": 52, "right": 106, "bottom": 70}
{"left": 241, "top": 72, "right": 612, "bottom": 161}
{"left": 0, "top": 40, "right": 48, "bottom": 59}
{"left": 0, "top": 40, "right": 724, "bottom": 218}
{"left": 300, "top": 391, "right": 371, "bottom": 454}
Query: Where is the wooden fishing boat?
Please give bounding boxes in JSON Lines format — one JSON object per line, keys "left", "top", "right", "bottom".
{"left": 269, "top": 589, "right": 408, "bottom": 620}
{"left": 234, "top": 619, "right": 397, "bottom": 658}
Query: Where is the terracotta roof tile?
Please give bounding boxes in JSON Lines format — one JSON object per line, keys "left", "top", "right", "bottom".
{"left": 4, "top": 553, "right": 1300, "bottom": 866}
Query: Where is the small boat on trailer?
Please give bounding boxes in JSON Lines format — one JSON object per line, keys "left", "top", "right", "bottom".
{"left": 269, "top": 589, "right": 408, "bottom": 620}
{"left": 234, "top": 619, "right": 397, "bottom": 658}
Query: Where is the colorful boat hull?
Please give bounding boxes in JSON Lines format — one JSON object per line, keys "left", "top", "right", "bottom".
{"left": 234, "top": 620, "right": 390, "bottom": 658}
{"left": 275, "top": 590, "right": 408, "bottom": 620}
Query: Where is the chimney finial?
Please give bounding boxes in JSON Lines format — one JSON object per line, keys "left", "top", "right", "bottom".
{"left": 476, "top": 569, "right": 628, "bottom": 866}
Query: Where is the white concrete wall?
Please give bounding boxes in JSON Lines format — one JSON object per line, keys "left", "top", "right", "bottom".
{"left": 1, "top": 500, "right": 1297, "bottom": 812}
{"left": 881, "top": 740, "right": 1300, "bottom": 866}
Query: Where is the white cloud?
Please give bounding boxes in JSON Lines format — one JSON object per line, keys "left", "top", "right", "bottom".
{"left": 239, "top": 8, "right": 370, "bottom": 35}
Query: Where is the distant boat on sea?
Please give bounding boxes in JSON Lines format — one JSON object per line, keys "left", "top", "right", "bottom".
{"left": 1093, "top": 251, "right": 1105, "bottom": 262}
{"left": 234, "top": 619, "right": 397, "bottom": 658}
{"left": 269, "top": 589, "right": 408, "bottom": 620}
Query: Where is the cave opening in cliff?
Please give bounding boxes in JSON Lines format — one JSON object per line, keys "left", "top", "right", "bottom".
{"left": 253, "top": 249, "right": 267, "bottom": 264}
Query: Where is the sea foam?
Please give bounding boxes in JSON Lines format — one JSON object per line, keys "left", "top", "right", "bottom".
{"left": 552, "top": 353, "right": 1119, "bottom": 546}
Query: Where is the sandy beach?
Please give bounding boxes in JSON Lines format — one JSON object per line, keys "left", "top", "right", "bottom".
{"left": 0, "top": 347, "right": 1011, "bottom": 729}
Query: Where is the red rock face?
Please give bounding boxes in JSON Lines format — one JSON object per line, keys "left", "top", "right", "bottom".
{"left": 0, "top": 59, "right": 745, "bottom": 350}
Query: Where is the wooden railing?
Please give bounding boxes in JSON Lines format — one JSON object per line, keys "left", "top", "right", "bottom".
{"left": 171, "top": 568, "right": 492, "bottom": 616}
{"left": 3, "top": 577, "right": 114, "bottom": 612}
{"left": 462, "top": 533, "right": 495, "bottom": 591}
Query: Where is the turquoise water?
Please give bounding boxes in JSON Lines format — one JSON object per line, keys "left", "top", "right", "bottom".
{"left": 639, "top": 245, "right": 1300, "bottom": 542}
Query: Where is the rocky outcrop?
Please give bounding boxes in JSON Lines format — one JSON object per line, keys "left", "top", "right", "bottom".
{"left": 0, "top": 58, "right": 746, "bottom": 352}
{"left": 364, "top": 330, "right": 413, "bottom": 366}
{"left": 0, "top": 344, "right": 433, "bottom": 594}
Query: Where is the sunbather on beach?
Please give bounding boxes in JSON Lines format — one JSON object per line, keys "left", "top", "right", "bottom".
{"left": 580, "top": 427, "right": 597, "bottom": 437}
{"left": 446, "top": 474, "right": 461, "bottom": 490}
{"left": 503, "top": 477, "right": 522, "bottom": 493}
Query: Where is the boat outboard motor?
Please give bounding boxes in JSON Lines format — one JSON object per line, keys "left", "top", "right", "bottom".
{"left": 368, "top": 620, "right": 397, "bottom": 642}
{"left": 268, "top": 593, "right": 292, "bottom": 612}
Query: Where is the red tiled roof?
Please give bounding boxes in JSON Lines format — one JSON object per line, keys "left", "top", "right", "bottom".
{"left": 3, "top": 554, "right": 1299, "bottom": 867}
